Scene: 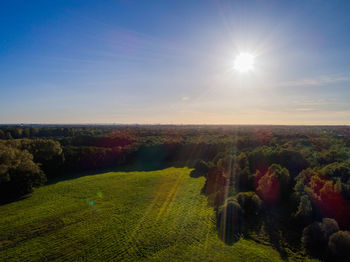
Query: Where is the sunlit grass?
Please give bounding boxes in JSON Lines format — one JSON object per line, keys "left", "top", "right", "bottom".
{"left": 0, "top": 168, "right": 313, "bottom": 261}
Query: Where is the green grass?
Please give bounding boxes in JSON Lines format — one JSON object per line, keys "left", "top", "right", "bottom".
{"left": 0, "top": 167, "right": 315, "bottom": 261}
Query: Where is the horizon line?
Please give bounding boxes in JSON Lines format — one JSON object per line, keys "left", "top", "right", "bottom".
{"left": 1, "top": 123, "right": 350, "bottom": 127}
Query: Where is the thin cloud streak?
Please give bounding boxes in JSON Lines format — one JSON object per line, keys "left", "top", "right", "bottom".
{"left": 274, "top": 75, "right": 350, "bottom": 88}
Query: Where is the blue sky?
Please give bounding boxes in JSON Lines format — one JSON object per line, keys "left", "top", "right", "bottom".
{"left": 1, "top": 0, "right": 350, "bottom": 124}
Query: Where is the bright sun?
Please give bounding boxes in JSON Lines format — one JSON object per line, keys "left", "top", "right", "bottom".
{"left": 234, "top": 53, "right": 255, "bottom": 73}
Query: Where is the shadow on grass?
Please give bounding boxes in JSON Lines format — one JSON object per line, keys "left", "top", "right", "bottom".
{"left": 0, "top": 194, "right": 32, "bottom": 205}
{"left": 46, "top": 160, "right": 193, "bottom": 186}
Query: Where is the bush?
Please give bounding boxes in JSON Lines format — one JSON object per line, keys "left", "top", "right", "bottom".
{"left": 236, "top": 192, "right": 262, "bottom": 217}
{"left": 322, "top": 218, "right": 340, "bottom": 239}
{"left": 302, "top": 218, "right": 339, "bottom": 258}
{"left": 217, "top": 197, "right": 243, "bottom": 244}
{"left": 302, "top": 221, "right": 325, "bottom": 256}
{"left": 327, "top": 231, "right": 350, "bottom": 262}
{"left": 293, "top": 194, "right": 313, "bottom": 226}
{"left": 192, "top": 160, "right": 210, "bottom": 177}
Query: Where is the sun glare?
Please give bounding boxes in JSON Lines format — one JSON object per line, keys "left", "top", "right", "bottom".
{"left": 234, "top": 53, "right": 255, "bottom": 73}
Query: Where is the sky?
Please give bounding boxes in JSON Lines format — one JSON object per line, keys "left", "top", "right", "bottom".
{"left": 1, "top": 0, "right": 350, "bottom": 125}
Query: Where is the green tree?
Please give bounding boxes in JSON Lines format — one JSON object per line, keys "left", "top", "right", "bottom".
{"left": 193, "top": 160, "right": 210, "bottom": 177}
{"left": 302, "top": 218, "right": 339, "bottom": 258}
{"left": 0, "top": 143, "right": 46, "bottom": 200}
{"left": 256, "top": 164, "right": 290, "bottom": 206}
{"left": 327, "top": 231, "right": 350, "bottom": 261}
{"left": 293, "top": 194, "right": 313, "bottom": 226}
{"left": 236, "top": 191, "right": 262, "bottom": 217}
{"left": 217, "top": 197, "right": 243, "bottom": 244}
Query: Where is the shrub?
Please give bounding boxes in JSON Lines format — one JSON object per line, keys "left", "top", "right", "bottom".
{"left": 293, "top": 194, "right": 313, "bottom": 226}
{"left": 217, "top": 197, "right": 243, "bottom": 244}
{"left": 302, "top": 218, "right": 339, "bottom": 258}
{"left": 193, "top": 160, "right": 210, "bottom": 177}
{"left": 302, "top": 221, "right": 325, "bottom": 256}
{"left": 236, "top": 192, "right": 262, "bottom": 217}
{"left": 322, "top": 218, "right": 340, "bottom": 239}
{"left": 327, "top": 231, "right": 350, "bottom": 262}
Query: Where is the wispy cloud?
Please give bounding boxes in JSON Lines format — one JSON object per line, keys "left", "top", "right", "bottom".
{"left": 289, "top": 98, "right": 340, "bottom": 113}
{"left": 275, "top": 75, "right": 350, "bottom": 88}
{"left": 294, "top": 108, "right": 317, "bottom": 112}
{"left": 292, "top": 98, "right": 335, "bottom": 106}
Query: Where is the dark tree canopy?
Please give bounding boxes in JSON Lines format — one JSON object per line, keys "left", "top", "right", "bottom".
{"left": 302, "top": 218, "right": 339, "bottom": 258}
{"left": 328, "top": 231, "right": 350, "bottom": 262}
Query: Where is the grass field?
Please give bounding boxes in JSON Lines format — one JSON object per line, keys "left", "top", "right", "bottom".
{"left": 0, "top": 167, "right": 315, "bottom": 261}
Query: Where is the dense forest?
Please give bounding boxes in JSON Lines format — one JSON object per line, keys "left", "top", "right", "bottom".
{"left": 1, "top": 124, "right": 350, "bottom": 261}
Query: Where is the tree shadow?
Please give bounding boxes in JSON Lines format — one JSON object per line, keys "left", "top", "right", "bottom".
{"left": 189, "top": 169, "right": 204, "bottom": 178}
{"left": 0, "top": 194, "right": 32, "bottom": 205}
{"left": 46, "top": 161, "right": 187, "bottom": 186}
{"left": 263, "top": 215, "right": 289, "bottom": 260}
{"left": 259, "top": 210, "right": 304, "bottom": 260}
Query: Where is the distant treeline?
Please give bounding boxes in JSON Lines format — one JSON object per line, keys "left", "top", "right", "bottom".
{"left": 1, "top": 125, "right": 350, "bottom": 260}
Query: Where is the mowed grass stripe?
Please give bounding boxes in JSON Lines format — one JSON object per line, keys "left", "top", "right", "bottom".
{"left": 0, "top": 167, "right": 291, "bottom": 261}
{"left": 113, "top": 170, "right": 185, "bottom": 260}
